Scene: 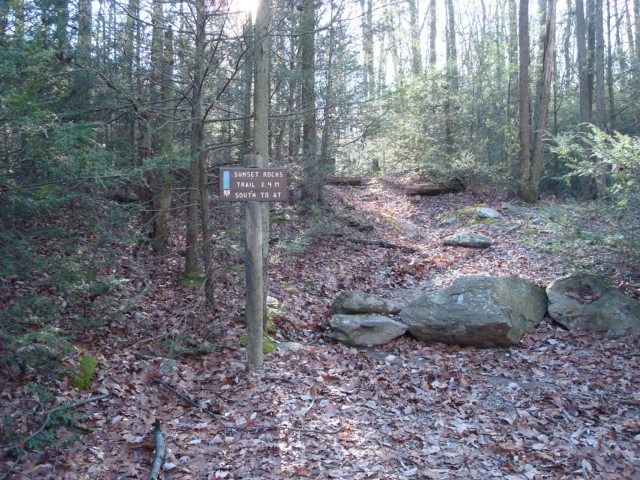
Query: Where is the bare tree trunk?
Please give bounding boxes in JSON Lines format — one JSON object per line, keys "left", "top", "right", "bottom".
{"left": 407, "top": 0, "right": 422, "bottom": 75}
{"left": 635, "top": 0, "right": 640, "bottom": 64}
{"left": 155, "top": 26, "right": 174, "bottom": 255}
{"left": 320, "top": 0, "right": 337, "bottom": 177}
{"left": 361, "top": 0, "right": 374, "bottom": 96}
{"left": 508, "top": 0, "right": 518, "bottom": 177}
{"left": 429, "top": 0, "right": 437, "bottom": 68}
{"left": 123, "top": 0, "right": 139, "bottom": 161}
{"left": 625, "top": 0, "right": 635, "bottom": 69}
{"left": 444, "top": 0, "right": 458, "bottom": 154}
{"left": 594, "top": 0, "right": 608, "bottom": 196}
{"left": 576, "top": 0, "right": 592, "bottom": 131}
{"left": 594, "top": 0, "right": 605, "bottom": 130}
{"left": 192, "top": 0, "right": 214, "bottom": 303}
{"left": 74, "top": 0, "right": 92, "bottom": 115}
{"left": 148, "top": 0, "right": 172, "bottom": 256}
{"left": 184, "top": 0, "right": 204, "bottom": 278}
{"left": 517, "top": 0, "right": 532, "bottom": 200}
{"left": 301, "top": 0, "right": 319, "bottom": 203}
{"left": 242, "top": 16, "right": 253, "bottom": 157}
{"left": 606, "top": 0, "right": 616, "bottom": 129}
{"left": 527, "top": 0, "right": 557, "bottom": 201}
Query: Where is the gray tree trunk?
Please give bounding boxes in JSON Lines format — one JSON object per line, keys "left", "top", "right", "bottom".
{"left": 527, "top": 0, "right": 557, "bottom": 202}
{"left": 407, "top": 0, "right": 422, "bottom": 75}
{"left": 517, "top": 0, "right": 532, "bottom": 200}
{"left": 301, "top": 0, "right": 320, "bottom": 203}
{"left": 184, "top": 0, "right": 204, "bottom": 277}
{"left": 444, "top": 0, "right": 458, "bottom": 154}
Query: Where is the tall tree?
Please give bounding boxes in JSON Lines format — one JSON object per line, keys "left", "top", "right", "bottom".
{"left": 428, "top": 0, "right": 437, "bottom": 69}
{"left": 444, "top": 0, "right": 458, "bottom": 153}
{"left": 301, "top": 0, "right": 320, "bottom": 202}
{"left": 361, "top": 0, "right": 374, "bottom": 96}
{"left": 407, "top": 0, "right": 422, "bottom": 75}
{"left": 74, "top": 0, "right": 92, "bottom": 115}
{"left": 518, "top": 0, "right": 531, "bottom": 199}
{"left": 576, "top": 0, "right": 592, "bottom": 131}
{"left": 520, "top": 0, "right": 557, "bottom": 202}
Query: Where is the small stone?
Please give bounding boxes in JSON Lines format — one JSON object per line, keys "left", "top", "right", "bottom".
{"left": 443, "top": 232, "right": 491, "bottom": 248}
{"left": 277, "top": 342, "right": 305, "bottom": 352}
{"left": 330, "top": 314, "right": 408, "bottom": 347}
{"left": 330, "top": 291, "right": 404, "bottom": 315}
{"left": 474, "top": 207, "right": 500, "bottom": 219}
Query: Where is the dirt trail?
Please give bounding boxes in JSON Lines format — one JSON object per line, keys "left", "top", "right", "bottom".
{"left": 9, "top": 180, "right": 640, "bottom": 479}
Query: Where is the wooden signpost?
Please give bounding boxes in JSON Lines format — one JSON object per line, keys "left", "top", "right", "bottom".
{"left": 220, "top": 156, "right": 288, "bottom": 369}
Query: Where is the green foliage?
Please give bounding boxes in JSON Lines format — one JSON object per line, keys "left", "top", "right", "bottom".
{"left": 24, "top": 407, "right": 81, "bottom": 452}
{"left": 70, "top": 355, "right": 98, "bottom": 390}
{"left": 160, "top": 333, "right": 215, "bottom": 358}
{"left": 548, "top": 128, "right": 640, "bottom": 270}
{"left": 239, "top": 334, "right": 278, "bottom": 355}
{"left": 0, "top": 296, "right": 72, "bottom": 373}
{"left": 342, "top": 69, "right": 516, "bottom": 188}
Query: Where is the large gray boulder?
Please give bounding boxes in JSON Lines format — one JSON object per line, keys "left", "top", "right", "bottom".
{"left": 547, "top": 273, "right": 640, "bottom": 336}
{"left": 443, "top": 233, "right": 491, "bottom": 248}
{"left": 330, "top": 291, "right": 404, "bottom": 315}
{"left": 400, "top": 275, "right": 547, "bottom": 347}
{"left": 330, "top": 315, "right": 408, "bottom": 347}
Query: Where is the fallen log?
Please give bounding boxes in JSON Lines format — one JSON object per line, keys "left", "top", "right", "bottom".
{"left": 404, "top": 178, "right": 466, "bottom": 196}
{"left": 326, "top": 176, "right": 364, "bottom": 186}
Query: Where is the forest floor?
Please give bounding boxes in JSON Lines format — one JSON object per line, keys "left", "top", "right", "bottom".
{"left": 2, "top": 178, "right": 640, "bottom": 479}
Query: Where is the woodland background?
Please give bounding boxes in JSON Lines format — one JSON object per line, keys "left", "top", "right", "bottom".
{"left": 1, "top": 0, "right": 640, "bottom": 477}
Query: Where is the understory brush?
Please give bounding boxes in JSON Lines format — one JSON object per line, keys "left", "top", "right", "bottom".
{"left": 535, "top": 128, "right": 640, "bottom": 278}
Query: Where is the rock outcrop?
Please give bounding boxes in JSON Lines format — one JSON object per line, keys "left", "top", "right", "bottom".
{"left": 443, "top": 232, "right": 492, "bottom": 248}
{"left": 547, "top": 272, "right": 640, "bottom": 336}
{"left": 330, "top": 291, "right": 404, "bottom": 315}
{"left": 400, "top": 275, "right": 547, "bottom": 347}
{"left": 330, "top": 315, "right": 408, "bottom": 347}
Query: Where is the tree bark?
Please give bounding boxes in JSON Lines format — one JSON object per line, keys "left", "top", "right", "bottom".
{"left": 242, "top": 16, "right": 254, "bottom": 157}
{"left": 444, "top": 0, "right": 458, "bottom": 154}
{"left": 407, "top": 0, "right": 422, "bottom": 75}
{"left": 74, "top": 0, "right": 92, "bottom": 115}
{"left": 320, "top": 0, "right": 337, "bottom": 177}
{"left": 517, "top": 0, "right": 532, "bottom": 201}
{"left": 300, "top": 0, "right": 319, "bottom": 203}
{"left": 429, "top": 0, "right": 437, "bottom": 68}
{"left": 184, "top": 0, "right": 204, "bottom": 278}
{"left": 246, "top": 0, "right": 271, "bottom": 369}
{"left": 527, "top": 0, "right": 557, "bottom": 201}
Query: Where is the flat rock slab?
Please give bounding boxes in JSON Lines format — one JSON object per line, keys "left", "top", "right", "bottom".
{"left": 547, "top": 272, "right": 640, "bottom": 336}
{"left": 331, "top": 291, "right": 404, "bottom": 315}
{"left": 330, "top": 314, "right": 408, "bottom": 347}
{"left": 474, "top": 207, "right": 501, "bottom": 219}
{"left": 443, "top": 232, "right": 492, "bottom": 248}
{"left": 400, "top": 275, "right": 547, "bottom": 347}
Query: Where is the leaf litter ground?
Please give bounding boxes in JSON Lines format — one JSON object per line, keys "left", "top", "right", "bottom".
{"left": 2, "top": 178, "right": 639, "bottom": 479}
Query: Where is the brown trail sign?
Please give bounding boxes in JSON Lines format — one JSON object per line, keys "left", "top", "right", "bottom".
{"left": 219, "top": 167, "right": 288, "bottom": 202}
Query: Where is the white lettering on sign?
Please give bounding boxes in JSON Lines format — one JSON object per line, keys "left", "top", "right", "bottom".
{"left": 234, "top": 192, "right": 258, "bottom": 199}
{"left": 219, "top": 167, "right": 288, "bottom": 202}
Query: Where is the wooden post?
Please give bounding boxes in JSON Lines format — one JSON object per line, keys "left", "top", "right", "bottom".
{"left": 244, "top": 154, "right": 264, "bottom": 368}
